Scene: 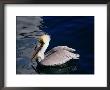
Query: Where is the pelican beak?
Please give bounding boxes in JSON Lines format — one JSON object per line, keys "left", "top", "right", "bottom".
{"left": 31, "top": 48, "right": 38, "bottom": 61}
{"left": 31, "top": 38, "right": 44, "bottom": 61}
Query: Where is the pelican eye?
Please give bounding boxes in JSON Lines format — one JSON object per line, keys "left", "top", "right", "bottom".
{"left": 38, "top": 39, "right": 45, "bottom": 45}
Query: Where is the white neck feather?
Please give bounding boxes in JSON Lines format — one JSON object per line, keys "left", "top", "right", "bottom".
{"left": 37, "top": 35, "right": 50, "bottom": 60}
{"left": 40, "top": 41, "right": 49, "bottom": 54}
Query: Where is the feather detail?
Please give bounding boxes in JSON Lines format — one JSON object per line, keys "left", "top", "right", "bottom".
{"left": 40, "top": 46, "right": 79, "bottom": 66}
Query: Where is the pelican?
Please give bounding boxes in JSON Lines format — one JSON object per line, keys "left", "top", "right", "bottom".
{"left": 31, "top": 34, "right": 80, "bottom": 74}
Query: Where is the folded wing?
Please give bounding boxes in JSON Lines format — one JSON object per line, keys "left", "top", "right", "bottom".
{"left": 40, "top": 46, "right": 79, "bottom": 66}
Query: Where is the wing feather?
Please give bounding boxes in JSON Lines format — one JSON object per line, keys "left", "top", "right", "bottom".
{"left": 41, "top": 46, "right": 79, "bottom": 66}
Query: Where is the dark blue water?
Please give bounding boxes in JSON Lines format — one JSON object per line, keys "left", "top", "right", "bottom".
{"left": 16, "top": 16, "right": 94, "bottom": 74}
{"left": 42, "top": 16, "right": 94, "bottom": 74}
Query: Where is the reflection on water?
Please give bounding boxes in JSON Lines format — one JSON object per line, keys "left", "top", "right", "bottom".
{"left": 16, "top": 16, "right": 94, "bottom": 74}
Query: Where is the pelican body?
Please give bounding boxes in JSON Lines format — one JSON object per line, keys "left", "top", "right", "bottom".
{"left": 31, "top": 34, "right": 80, "bottom": 74}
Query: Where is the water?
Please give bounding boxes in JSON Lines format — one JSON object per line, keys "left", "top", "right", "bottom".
{"left": 16, "top": 16, "right": 94, "bottom": 74}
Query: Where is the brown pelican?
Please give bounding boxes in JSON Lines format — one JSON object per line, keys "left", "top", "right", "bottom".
{"left": 31, "top": 34, "right": 80, "bottom": 74}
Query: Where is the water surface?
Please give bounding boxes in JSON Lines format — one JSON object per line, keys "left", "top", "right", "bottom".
{"left": 16, "top": 16, "right": 94, "bottom": 74}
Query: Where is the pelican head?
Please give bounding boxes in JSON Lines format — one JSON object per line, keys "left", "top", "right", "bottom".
{"left": 32, "top": 34, "right": 51, "bottom": 62}
{"left": 38, "top": 34, "right": 51, "bottom": 45}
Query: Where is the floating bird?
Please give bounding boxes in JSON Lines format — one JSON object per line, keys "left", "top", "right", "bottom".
{"left": 31, "top": 34, "right": 80, "bottom": 74}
